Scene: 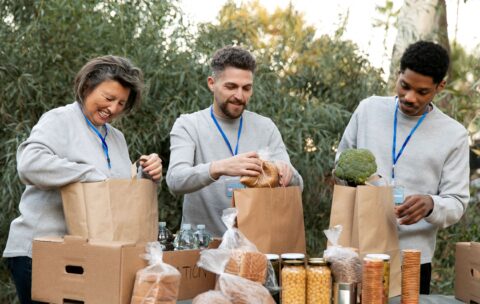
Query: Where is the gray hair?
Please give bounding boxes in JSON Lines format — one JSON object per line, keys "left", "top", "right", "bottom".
{"left": 74, "top": 55, "right": 144, "bottom": 113}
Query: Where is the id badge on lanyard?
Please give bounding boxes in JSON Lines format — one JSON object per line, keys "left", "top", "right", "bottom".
{"left": 391, "top": 96, "right": 428, "bottom": 205}
{"left": 393, "top": 184, "right": 405, "bottom": 205}
{"left": 224, "top": 177, "right": 245, "bottom": 198}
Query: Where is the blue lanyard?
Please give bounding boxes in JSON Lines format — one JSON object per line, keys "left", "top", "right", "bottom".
{"left": 210, "top": 106, "right": 243, "bottom": 156}
{"left": 391, "top": 97, "right": 428, "bottom": 182}
{"left": 84, "top": 115, "right": 111, "bottom": 169}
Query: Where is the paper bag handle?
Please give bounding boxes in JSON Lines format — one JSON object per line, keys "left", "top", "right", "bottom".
{"left": 131, "top": 156, "right": 150, "bottom": 179}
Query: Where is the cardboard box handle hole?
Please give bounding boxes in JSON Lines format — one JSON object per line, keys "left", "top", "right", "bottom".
{"left": 65, "top": 265, "right": 84, "bottom": 275}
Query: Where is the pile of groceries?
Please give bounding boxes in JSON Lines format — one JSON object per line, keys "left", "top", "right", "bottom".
{"left": 131, "top": 211, "right": 422, "bottom": 304}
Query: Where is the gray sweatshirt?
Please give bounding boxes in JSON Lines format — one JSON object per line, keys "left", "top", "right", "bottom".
{"left": 3, "top": 102, "right": 132, "bottom": 258}
{"left": 337, "top": 96, "right": 470, "bottom": 263}
{"left": 166, "top": 107, "right": 303, "bottom": 237}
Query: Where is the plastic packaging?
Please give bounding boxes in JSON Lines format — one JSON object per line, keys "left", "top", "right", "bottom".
{"left": 194, "top": 224, "right": 212, "bottom": 249}
{"left": 361, "top": 257, "right": 384, "bottom": 304}
{"left": 130, "top": 242, "right": 181, "bottom": 304}
{"left": 195, "top": 208, "right": 277, "bottom": 303}
{"left": 323, "top": 225, "right": 362, "bottom": 284}
{"left": 158, "top": 222, "right": 175, "bottom": 251}
{"left": 240, "top": 148, "right": 280, "bottom": 188}
{"left": 366, "top": 253, "right": 390, "bottom": 304}
{"left": 175, "top": 223, "right": 198, "bottom": 250}
{"left": 192, "top": 290, "right": 232, "bottom": 304}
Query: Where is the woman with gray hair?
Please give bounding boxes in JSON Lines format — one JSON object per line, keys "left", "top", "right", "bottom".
{"left": 3, "top": 55, "right": 162, "bottom": 304}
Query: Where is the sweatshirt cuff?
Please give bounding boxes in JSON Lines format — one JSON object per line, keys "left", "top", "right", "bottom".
{"left": 424, "top": 195, "right": 440, "bottom": 224}
{"left": 203, "top": 162, "right": 218, "bottom": 183}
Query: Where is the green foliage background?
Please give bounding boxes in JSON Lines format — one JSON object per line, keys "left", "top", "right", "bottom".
{"left": 0, "top": 0, "right": 479, "bottom": 302}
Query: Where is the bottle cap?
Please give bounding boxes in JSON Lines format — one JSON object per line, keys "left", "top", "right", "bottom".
{"left": 281, "top": 253, "right": 305, "bottom": 260}
{"left": 265, "top": 254, "right": 280, "bottom": 261}
{"left": 308, "top": 257, "right": 327, "bottom": 265}
{"left": 182, "top": 223, "right": 191, "bottom": 230}
{"left": 365, "top": 253, "right": 390, "bottom": 261}
{"left": 159, "top": 222, "right": 166, "bottom": 227}
{"left": 197, "top": 224, "right": 205, "bottom": 229}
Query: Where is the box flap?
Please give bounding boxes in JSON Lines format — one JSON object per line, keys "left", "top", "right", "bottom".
{"left": 88, "top": 238, "right": 139, "bottom": 248}
{"left": 33, "top": 236, "right": 65, "bottom": 243}
{"left": 63, "top": 235, "right": 88, "bottom": 245}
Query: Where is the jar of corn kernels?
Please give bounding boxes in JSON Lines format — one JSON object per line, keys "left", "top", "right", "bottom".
{"left": 306, "top": 258, "right": 331, "bottom": 304}
{"left": 281, "top": 254, "right": 306, "bottom": 304}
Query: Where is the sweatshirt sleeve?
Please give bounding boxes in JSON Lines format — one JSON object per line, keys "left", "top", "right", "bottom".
{"left": 336, "top": 106, "right": 359, "bottom": 161}
{"left": 166, "top": 116, "right": 216, "bottom": 195}
{"left": 16, "top": 110, "right": 107, "bottom": 189}
{"left": 267, "top": 121, "right": 304, "bottom": 190}
{"left": 425, "top": 131, "right": 470, "bottom": 228}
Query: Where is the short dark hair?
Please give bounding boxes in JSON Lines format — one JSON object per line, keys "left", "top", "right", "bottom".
{"left": 400, "top": 40, "right": 449, "bottom": 84}
{"left": 74, "top": 55, "right": 144, "bottom": 113}
{"left": 210, "top": 46, "right": 256, "bottom": 77}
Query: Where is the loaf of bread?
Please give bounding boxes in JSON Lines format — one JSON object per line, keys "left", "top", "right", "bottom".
{"left": 218, "top": 273, "right": 275, "bottom": 304}
{"left": 130, "top": 271, "right": 180, "bottom": 304}
{"left": 192, "top": 290, "right": 233, "bottom": 304}
{"left": 240, "top": 161, "right": 279, "bottom": 188}
{"left": 224, "top": 250, "right": 268, "bottom": 284}
{"left": 131, "top": 296, "right": 175, "bottom": 304}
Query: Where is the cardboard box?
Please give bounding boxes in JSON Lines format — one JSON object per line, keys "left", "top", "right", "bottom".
{"left": 455, "top": 242, "right": 480, "bottom": 303}
{"left": 32, "top": 236, "right": 219, "bottom": 303}
{"left": 471, "top": 242, "right": 480, "bottom": 303}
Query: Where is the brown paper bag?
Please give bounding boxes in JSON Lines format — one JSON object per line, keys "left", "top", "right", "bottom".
{"left": 329, "top": 185, "right": 356, "bottom": 247}
{"left": 232, "top": 186, "right": 306, "bottom": 254}
{"left": 61, "top": 177, "right": 158, "bottom": 243}
{"left": 352, "top": 185, "right": 401, "bottom": 297}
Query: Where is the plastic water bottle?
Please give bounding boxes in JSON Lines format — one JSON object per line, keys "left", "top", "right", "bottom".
{"left": 193, "top": 224, "right": 212, "bottom": 249}
{"left": 158, "top": 222, "right": 174, "bottom": 251}
{"left": 175, "top": 224, "right": 198, "bottom": 250}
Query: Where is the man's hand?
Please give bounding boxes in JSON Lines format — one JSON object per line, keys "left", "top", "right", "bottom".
{"left": 209, "top": 151, "right": 262, "bottom": 180}
{"left": 395, "top": 194, "right": 434, "bottom": 225}
{"left": 139, "top": 153, "right": 162, "bottom": 182}
{"left": 275, "top": 160, "right": 294, "bottom": 186}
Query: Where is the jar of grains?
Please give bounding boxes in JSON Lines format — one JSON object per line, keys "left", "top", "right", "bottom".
{"left": 266, "top": 254, "right": 281, "bottom": 303}
{"left": 281, "top": 253, "right": 306, "bottom": 304}
{"left": 306, "top": 258, "right": 332, "bottom": 304}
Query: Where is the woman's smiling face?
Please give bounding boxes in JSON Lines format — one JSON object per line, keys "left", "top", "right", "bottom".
{"left": 83, "top": 80, "right": 130, "bottom": 126}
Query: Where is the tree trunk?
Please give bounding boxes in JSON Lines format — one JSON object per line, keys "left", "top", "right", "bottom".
{"left": 387, "top": 0, "right": 450, "bottom": 92}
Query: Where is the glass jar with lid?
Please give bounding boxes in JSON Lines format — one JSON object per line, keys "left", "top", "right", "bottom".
{"left": 306, "top": 257, "right": 331, "bottom": 304}
{"left": 281, "top": 253, "right": 306, "bottom": 304}
{"left": 266, "top": 254, "right": 281, "bottom": 303}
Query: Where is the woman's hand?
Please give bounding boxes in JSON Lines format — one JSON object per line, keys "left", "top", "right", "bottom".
{"left": 139, "top": 153, "right": 162, "bottom": 182}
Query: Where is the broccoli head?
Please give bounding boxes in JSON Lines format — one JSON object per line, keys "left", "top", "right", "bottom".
{"left": 335, "top": 148, "right": 377, "bottom": 185}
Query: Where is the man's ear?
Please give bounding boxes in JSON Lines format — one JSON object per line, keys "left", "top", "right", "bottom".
{"left": 207, "top": 76, "right": 215, "bottom": 92}
{"left": 436, "top": 79, "right": 446, "bottom": 92}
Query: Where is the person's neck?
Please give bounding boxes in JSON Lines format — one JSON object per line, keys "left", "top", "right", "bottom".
{"left": 399, "top": 103, "right": 433, "bottom": 117}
